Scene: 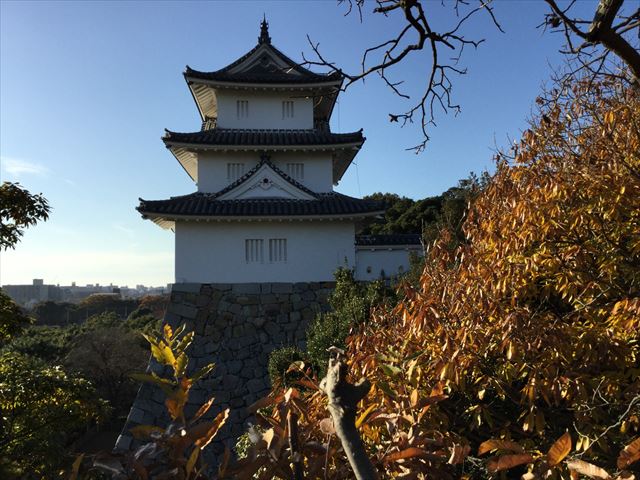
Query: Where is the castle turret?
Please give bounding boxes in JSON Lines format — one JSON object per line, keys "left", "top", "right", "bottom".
{"left": 138, "top": 20, "right": 384, "bottom": 283}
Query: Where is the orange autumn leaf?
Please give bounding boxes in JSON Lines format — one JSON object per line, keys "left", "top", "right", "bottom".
{"left": 478, "top": 439, "right": 525, "bottom": 456}
{"left": 617, "top": 437, "right": 640, "bottom": 470}
{"left": 547, "top": 432, "right": 572, "bottom": 466}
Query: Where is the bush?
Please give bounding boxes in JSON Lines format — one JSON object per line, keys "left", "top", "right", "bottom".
{"left": 242, "top": 75, "right": 640, "bottom": 479}
{"left": 0, "top": 352, "right": 109, "bottom": 478}
{"left": 306, "top": 268, "right": 393, "bottom": 374}
{"left": 267, "top": 346, "right": 307, "bottom": 386}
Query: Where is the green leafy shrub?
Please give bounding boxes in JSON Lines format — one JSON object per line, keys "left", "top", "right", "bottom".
{"left": 267, "top": 345, "right": 307, "bottom": 386}
{"left": 306, "top": 268, "right": 393, "bottom": 375}
{"left": 0, "top": 289, "right": 32, "bottom": 343}
{"left": 0, "top": 352, "right": 109, "bottom": 478}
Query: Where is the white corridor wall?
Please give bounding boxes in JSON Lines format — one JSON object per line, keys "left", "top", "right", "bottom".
{"left": 175, "top": 221, "right": 355, "bottom": 283}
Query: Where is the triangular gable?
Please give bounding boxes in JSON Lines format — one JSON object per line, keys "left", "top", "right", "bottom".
{"left": 217, "top": 161, "right": 317, "bottom": 201}
{"left": 226, "top": 43, "right": 304, "bottom": 77}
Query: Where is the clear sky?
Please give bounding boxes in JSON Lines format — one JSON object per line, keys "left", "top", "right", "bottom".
{"left": 0, "top": 0, "right": 600, "bottom": 287}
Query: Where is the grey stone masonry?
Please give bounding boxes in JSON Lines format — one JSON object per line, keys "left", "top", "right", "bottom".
{"left": 115, "top": 282, "right": 333, "bottom": 462}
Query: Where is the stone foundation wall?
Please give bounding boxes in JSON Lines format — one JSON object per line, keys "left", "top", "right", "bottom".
{"left": 115, "top": 282, "right": 333, "bottom": 458}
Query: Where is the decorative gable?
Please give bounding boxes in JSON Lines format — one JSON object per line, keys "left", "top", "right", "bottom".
{"left": 217, "top": 161, "right": 317, "bottom": 201}
{"left": 226, "top": 43, "right": 304, "bottom": 78}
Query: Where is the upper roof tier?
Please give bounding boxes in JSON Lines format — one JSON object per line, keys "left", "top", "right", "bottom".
{"left": 163, "top": 128, "right": 364, "bottom": 185}
{"left": 184, "top": 18, "right": 343, "bottom": 121}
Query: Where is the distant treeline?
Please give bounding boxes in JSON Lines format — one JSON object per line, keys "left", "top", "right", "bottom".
{"left": 360, "top": 174, "right": 490, "bottom": 243}
{"left": 31, "top": 294, "right": 168, "bottom": 326}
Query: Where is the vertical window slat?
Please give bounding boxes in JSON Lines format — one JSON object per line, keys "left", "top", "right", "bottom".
{"left": 227, "top": 163, "right": 245, "bottom": 182}
{"left": 245, "top": 239, "right": 264, "bottom": 263}
{"left": 282, "top": 101, "right": 294, "bottom": 119}
{"left": 268, "top": 238, "right": 287, "bottom": 263}
{"left": 286, "top": 163, "right": 304, "bottom": 180}
{"left": 237, "top": 100, "right": 248, "bottom": 119}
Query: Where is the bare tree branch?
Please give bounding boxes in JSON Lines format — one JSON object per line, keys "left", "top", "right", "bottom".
{"left": 320, "top": 347, "right": 379, "bottom": 480}
{"left": 544, "top": 0, "right": 640, "bottom": 85}
{"left": 306, "top": 0, "right": 638, "bottom": 153}
{"left": 302, "top": 0, "right": 502, "bottom": 153}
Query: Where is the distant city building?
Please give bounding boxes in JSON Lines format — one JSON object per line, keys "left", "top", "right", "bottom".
{"left": 2, "top": 279, "right": 168, "bottom": 308}
{"left": 2, "top": 279, "right": 62, "bottom": 308}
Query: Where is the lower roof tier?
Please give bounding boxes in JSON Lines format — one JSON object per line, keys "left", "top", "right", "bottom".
{"left": 138, "top": 192, "right": 385, "bottom": 228}
{"left": 163, "top": 128, "right": 364, "bottom": 148}
{"left": 355, "top": 234, "right": 422, "bottom": 246}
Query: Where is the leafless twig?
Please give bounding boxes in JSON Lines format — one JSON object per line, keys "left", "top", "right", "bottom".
{"left": 302, "top": 0, "right": 503, "bottom": 153}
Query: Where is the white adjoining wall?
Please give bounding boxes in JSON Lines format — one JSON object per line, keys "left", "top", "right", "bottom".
{"left": 355, "top": 247, "right": 423, "bottom": 281}
{"left": 175, "top": 221, "right": 355, "bottom": 283}
{"left": 217, "top": 91, "right": 314, "bottom": 130}
{"left": 197, "top": 151, "right": 334, "bottom": 194}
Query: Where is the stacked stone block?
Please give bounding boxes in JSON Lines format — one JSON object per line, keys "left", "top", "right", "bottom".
{"left": 115, "top": 282, "right": 333, "bottom": 458}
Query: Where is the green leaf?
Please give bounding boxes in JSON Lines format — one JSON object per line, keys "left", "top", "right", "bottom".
{"left": 174, "top": 331, "right": 194, "bottom": 356}
{"left": 130, "top": 372, "right": 174, "bottom": 395}
{"left": 175, "top": 353, "right": 188, "bottom": 378}
{"left": 380, "top": 363, "right": 402, "bottom": 377}
{"left": 192, "top": 363, "right": 216, "bottom": 383}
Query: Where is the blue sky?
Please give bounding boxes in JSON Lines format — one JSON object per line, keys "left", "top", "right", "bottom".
{"left": 1, "top": 0, "right": 600, "bottom": 287}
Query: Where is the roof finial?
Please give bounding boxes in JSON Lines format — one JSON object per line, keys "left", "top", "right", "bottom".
{"left": 259, "top": 14, "right": 271, "bottom": 44}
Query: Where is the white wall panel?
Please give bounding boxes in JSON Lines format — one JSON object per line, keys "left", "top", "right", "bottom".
{"left": 354, "top": 248, "right": 423, "bottom": 281}
{"left": 175, "top": 221, "right": 355, "bottom": 283}
{"left": 217, "top": 91, "right": 314, "bottom": 130}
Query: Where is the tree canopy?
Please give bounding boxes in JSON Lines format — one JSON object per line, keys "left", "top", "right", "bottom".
{"left": 0, "top": 182, "right": 50, "bottom": 251}
{"left": 234, "top": 70, "right": 640, "bottom": 478}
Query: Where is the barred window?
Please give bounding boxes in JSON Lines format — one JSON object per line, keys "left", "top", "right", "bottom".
{"left": 285, "top": 163, "right": 304, "bottom": 180}
{"left": 237, "top": 100, "right": 249, "bottom": 118}
{"left": 227, "top": 163, "right": 245, "bottom": 182}
{"left": 245, "top": 239, "right": 264, "bottom": 263}
{"left": 282, "top": 100, "right": 294, "bottom": 119}
{"left": 269, "top": 238, "right": 287, "bottom": 263}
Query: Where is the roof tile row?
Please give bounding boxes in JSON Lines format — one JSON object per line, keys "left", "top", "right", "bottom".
{"left": 163, "top": 128, "right": 364, "bottom": 147}
{"left": 138, "top": 192, "right": 384, "bottom": 218}
{"left": 355, "top": 234, "right": 422, "bottom": 246}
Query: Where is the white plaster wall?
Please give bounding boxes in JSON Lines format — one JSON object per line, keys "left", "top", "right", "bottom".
{"left": 355, "top": 248, "right": 423, "bottom": 281}
{"left": 175, "top": 221, "right": 355, "bottom": 283}
{"left": 217, "top": 91, "right": 314, "bottom": 130}
{"left": 197, "top": 152, "right": 258, "bottom": 193}
{"left": 272, "top": 152, "right": 333, "bottom": 192}
{"left": 197, "top": 151, "right": 333, "bottom": 193}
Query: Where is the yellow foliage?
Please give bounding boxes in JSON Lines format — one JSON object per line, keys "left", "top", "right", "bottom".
{"left": 251, "top": 76, "right": 640, "bottom": 478}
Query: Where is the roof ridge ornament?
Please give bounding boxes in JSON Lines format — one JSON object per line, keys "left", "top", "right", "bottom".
{"left": 258, "top": 14, "right": 271, "bottom": 45}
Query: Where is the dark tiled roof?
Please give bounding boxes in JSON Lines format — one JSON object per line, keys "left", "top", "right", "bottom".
{"left": 184, "top": 42, "right": 342, "bottom": 85}
{"left": 163, "top": 129, "right": 364, "bottom": 148}
{"left": 355, "top": 234, "right": 422, "bottom": 246}
{"left": 212, "top": 156, "right": 318, "bottom": 199}
{"left": 138, "top": 193, "right": 384, "bottom": 218}
{"left": 185, "top": 68, "right": 342, "bottom": 84}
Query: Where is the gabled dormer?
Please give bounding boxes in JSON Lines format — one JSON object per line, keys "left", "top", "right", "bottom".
{"left": 184, "top": 18, "right": 342, "bottom": 129}
{"left": 215, "top": 155, "right": 317, "bottom": 201}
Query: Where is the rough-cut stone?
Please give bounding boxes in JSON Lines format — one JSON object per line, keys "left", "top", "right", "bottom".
{"left": 129, "top": 407, "right": 145, "bottom": 424}
{"left": 168, "top": 302, "right": 198, "bottom": 319}
{"left": 232, "top": 283, "right": 261, "bottom": 295}
{"left": 271, "top": 283, "right": 293, "bottom": 294}
{"left": 172, "top": 283, "right": 202, "bottom": 294}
